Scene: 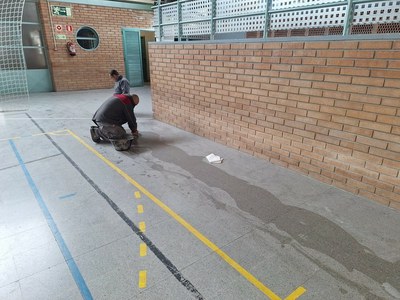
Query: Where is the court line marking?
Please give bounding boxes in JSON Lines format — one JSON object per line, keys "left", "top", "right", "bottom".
{"left": 24, "top": 119, "right": 203, "bottom": 299}
{"left": 284, "top": 287, "right": 306, "bottom": 300}
{"left": 139, "top": 221, "right": 146, "bottom": 233}
{"left": 0, "top": 130, "right": 69, "bottom": 142}
{"left": 68, "top": 130, "right": 306, "bottom": 300}
{"left": 9, "top": 140, "right": 93, "bottom": 300}
{"left": 59, "top": 192, "right": 77, "bottom": 200}
{"left": 140, "top": 243, "right": 147, "bottom": 257}
{"left": 139, "top": 270, "right": 147, "bottom": 288}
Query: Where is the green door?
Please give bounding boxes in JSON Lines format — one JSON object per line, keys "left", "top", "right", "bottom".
{"left": 122, "top": 29, "right": 143, "bottom": 87}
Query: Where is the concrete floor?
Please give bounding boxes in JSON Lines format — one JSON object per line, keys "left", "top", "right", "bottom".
{"left": 1, "top": 86, "right": 399, "bottom": 300}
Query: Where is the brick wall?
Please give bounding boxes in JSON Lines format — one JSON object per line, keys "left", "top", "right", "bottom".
{"left": 38, "top": 0, "right": 153, "bottom": 91}
{"left": 149, "top": 40, "right": 400, "bottom": 211}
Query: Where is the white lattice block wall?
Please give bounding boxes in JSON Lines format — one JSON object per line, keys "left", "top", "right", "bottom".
{"left": 353, "top": 0, "right": 400, "bottom": 24}
{"left": 216, "top": 0, "right": 266, "bottom": 17}
{"left": 216, "top": 16, "right": 265, "bottom": 33}
{"left": 0, "top": 0, "right": 29, "bottom": 112}
{"left": 153, "top": 7, "right": 159, "bottom": 26}
{"left": 162, "top": 25, "right": 178, "bottom": 40}
{"left": 182, "top": 0, "right": 211, "bottom": 21}
{"left": 270, "top": 5, "right": 347, "bottom": 29}
{"left": 161, "top": 4, "right": 178, "bottom": 24}
{"left": 270, "top": 0, "right": 343, "bottom": 10}
{"left": 182, "top": 22, "right": 211, "bottom": 35}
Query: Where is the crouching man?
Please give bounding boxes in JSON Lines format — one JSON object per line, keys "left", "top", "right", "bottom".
{"left": 90, "top": 94, "right": 139, "bottom": 143}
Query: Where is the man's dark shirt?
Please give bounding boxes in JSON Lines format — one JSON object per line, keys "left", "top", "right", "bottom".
{"left": 92, "top": 95, "right": 136, "bottom": 131}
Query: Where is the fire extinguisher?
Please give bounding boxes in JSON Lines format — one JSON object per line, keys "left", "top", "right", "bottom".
{"left": 66, "top": 41, "right": 76, "bottom": 56}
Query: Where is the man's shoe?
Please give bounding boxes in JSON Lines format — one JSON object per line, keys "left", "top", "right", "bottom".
{"left": 90, "top": 126, "right": 101, "bottom": 143}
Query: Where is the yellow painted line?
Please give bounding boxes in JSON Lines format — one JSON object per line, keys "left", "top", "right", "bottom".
{"left": 1, "top": 130, "right": 69, "bottom": 142}
{"left": 137, "top": 204, "right": 144, "bottom": 214}
{"left": 67, "top": 130, "right": 306, "bottom": 300}
{"left": 135, "top": 191, "right": 141, "bottom": 199}
{"left": 284, "top": 287, "right": 306, "bottom": 300}
{"left": 0, "top": 136, "right": 21, "bottom": 142}
{"left": 139, "top": 221, "right": 146, "bottom": 233}
{"left": 32, "top": 130, "right": 69, "bottom": 136}
{"left": 140, "top": 243, "right": 147, "bottom": 257}
{"left": 138, "top": 270, "right": 147, "bottom": 288}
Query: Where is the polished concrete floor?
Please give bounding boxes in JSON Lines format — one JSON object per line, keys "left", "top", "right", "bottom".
{"left": 1, "top": 87, "right": 400, "bottom": 300}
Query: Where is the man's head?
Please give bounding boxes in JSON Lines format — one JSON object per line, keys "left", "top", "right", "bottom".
{"left": 109, "top": 69, "right": 120, "bottom": 81}
{"left": 128, "top": 94, "right": 140, "bottom": 106}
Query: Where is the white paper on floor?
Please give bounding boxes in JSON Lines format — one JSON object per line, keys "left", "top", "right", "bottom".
{"left": 206, "top": 153, "right": 223, "bottom": 164}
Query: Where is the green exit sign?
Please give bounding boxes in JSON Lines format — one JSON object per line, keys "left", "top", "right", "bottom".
{"left": 51, "top": 6, "right": 72, "bottom": 17}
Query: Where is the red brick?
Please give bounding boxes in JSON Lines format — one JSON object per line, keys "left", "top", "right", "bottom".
{"left": 338, "top": 84, "right": 367, "bottom": 94}
{"left": 340, "top": 140, "right": 369, "bottom": 153}
{"left": 373, "top": 131, "right": 400, "bottom": 144}
{"left": 343, "top": 50, "right": 374, "bottom": 58}
{"left": 304, "top": 42, "right": 329, "bottom": 49}
{"left": 371, "top": 69, "right": 400, "bottom": 79}
{"left": 347, "top": 178, "right": 375, "bottom": 193}
{"left": 327, "top": 58, "right": 355, "bottom": 67}
{"left": 349, "top": 165, "right": 380, "bottom": 179}
{"left": 325, "top": 74, "right": 352, "bottom": 84}
{"left": 340, "top": 68, "right": 370, "bottom": 77}
{"left": 346, "top": 110, "right": 377, "bottom": 121}
{"left": 384, "top": 79, "right": 400, "bottom": 88}
{"left": 356, "top": 135, "right": 388, "bottom": 149}
{"left": 352, "top": 151, "right": 383, "bottom": 165}
{"left": 358, "top": 41, "right": 392, "bottom": 49}
{"left": 282, "top": 42, "right": 304, "bottom": 49}
{"left": 368, "top": 86, "right": 400, "bottom": 98}
{"left": 352, "top": 77, "right": 384, "bottom": 87}
{"left": 365, "top": 161, "right": 398, "bottom": 177}
{"left": 362, "top": 176, "right": 394, "bottom": 192}
{"left": 350, "top": 94, "right": 381, "bottom": 105}
{"left": 376, "top": 115, "right": 400, "bottom": 125}
{"left": 389, "top": 201, "right": 400, "bottom": 211}
{"left": 359, "top": 121, "right": 392, "bottom": 133}
{"left": 369, "top": 148, "right": 400, "bottom": 161}
{"left": 329, "top": 41, "right": 358, "bottom": 49}
{"left": 355, "top": 60, "right": 387, "bottom": 68}
{"left": 358, "top": 191, "right": 390, "bottom": 206}
{"left": 375, "top": 188, "right": 400, "bottom": 202}
{"left": 321, "top": 169, "right": 347, "bottom": 183}
{"left": 382, "top": 159, "right": 400, "bottom": 170}
{"left": 312, "top": 81, "right": 338, "bottom": 91}
{"left": 314, "top": 65, "right": 340, "bottom": 74}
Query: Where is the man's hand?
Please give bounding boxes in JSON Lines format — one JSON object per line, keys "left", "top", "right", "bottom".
{"left": 131, "top": 130, "right": 139, "bottom": 138}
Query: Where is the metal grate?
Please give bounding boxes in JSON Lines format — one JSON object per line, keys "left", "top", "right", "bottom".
{"left": 377, "top": 22, "right": 400, "bottom": 33}
{"left": 309, "top": 27, "right": 327, "bottom": 35}
{"left": 328, "top": 25, "right": 343, "bottom": 35}
{"left": 351, "top": 24, "right": 374, "bottom": 34}
{"left": 0, "top": 0, "right": 29, "bottom": 112}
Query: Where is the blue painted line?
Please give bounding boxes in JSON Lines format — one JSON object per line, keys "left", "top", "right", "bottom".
{"left": 9, "top": 140, "right": 93, "bottom": 300}
{"left": 59, "top": 193, "right": 77, "bottom": 200}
